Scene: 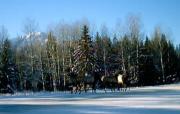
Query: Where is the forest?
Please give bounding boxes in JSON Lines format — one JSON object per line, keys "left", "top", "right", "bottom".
{"left": 0, "top": 16, "right": 180, "bottom": 93}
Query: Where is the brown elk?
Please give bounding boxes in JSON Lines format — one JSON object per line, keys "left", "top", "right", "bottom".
{"left": 83, "top": 71, "right": 102, "bottom": 93}
{"left": 100, "top": 72, "right": 128, "bottom": 92}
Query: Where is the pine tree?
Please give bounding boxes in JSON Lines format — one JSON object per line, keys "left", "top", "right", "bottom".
{"left": 73, "top": 25, "right": 97, "bottom": 80}
{"left": 110, "top": 35, "right": 122, "bottom": 73}
{"left": 0, "top": 39, "right": 18, "bottom": 93}
{"left": 102, "top": 36, "right": 112, "bottom": 76}
{"left": 176, "top": 44, "right": 180, "bottom": 81}
{"left": 138, "top": 37, "right": 158, "bottom": 86}
{"left": 94, "top": 32, "right": 103, "bottom": 71}
{"left": 163, "top": 38, "right": 178, "bottom": 83}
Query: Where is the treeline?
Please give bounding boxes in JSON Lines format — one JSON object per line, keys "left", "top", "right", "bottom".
{"left": 0, "top": 17, "right": 180, "bottom": 93}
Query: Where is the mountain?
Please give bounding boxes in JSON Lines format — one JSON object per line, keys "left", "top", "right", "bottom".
{"left": 10, "top": 32, "right": 48, "bottom": 49}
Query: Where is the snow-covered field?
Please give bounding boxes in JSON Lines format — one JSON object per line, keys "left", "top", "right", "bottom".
{"left": 0, "top": 84, "right": 180, "bottom": 114}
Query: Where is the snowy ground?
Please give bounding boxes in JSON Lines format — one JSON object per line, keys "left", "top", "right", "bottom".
{"left": 0, "top": 84, "right": 180, "bottom": 114}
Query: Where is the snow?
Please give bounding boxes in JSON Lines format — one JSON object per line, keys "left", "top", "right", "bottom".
{"left": 25, "top": 32, "right": 41, "bottom": 39}
{"left": 22, "top": 32, "right": 47, "bottom": 44}
{"left": 0, "top": 83, "right": 180, "bottom": 114}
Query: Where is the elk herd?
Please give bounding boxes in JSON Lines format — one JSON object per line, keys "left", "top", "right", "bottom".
{"left": 65, "top": 69, "right": 130, "bottom": 94}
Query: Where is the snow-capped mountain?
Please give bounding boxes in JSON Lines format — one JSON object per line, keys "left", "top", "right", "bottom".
{"left": 10, "top": 32, "right": 48, "bottom": 49}
{"left": 22, "top": 32, "right": 47, "bottom": 43}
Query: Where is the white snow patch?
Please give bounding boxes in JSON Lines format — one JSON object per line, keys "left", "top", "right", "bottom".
{"left": 0, "top": 83, "right": 180, "bottom": 114}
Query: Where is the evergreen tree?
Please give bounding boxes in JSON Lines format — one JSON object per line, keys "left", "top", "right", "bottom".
{"left": 0, "top": 39, "right": 18, "bottom": 93}
{"left": 94, "top": 32, "right": 103, "bottom": 71}
{"left": 176, "top": 44, "right": 180, "bottom": 81}
{"left": 110, "top": 35, "right": 122, "bottom": 73}
{"left": 102, "top": 35, "right": 112, "bottom": 76}
{"left": 73, "top": 25, "right": 97, "bottom": 80}
{"left": 138, "top": 37, "right": 158, "bottom": 86}
{"left": 164, "top": 40, "right": 178, "bottom": 83}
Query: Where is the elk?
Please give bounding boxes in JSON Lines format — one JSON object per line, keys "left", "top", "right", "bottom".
{"left": 65, "top": 67, "right": 82, "bottom": 94}
{"left": 83, "top": 71, "right": 101, "bottom": 93}
{"left": 117, "top": 74, "right": 128, "bottom": 92}
{"left": 100, "top": 72, "right": 128, "bottom": 92}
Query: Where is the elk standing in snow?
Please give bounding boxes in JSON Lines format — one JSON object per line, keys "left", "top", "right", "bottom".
{"left": 83, "top": 71, "right": 102, "bottom": 93}
{"left": 100, "top": 72, "right": 128, "bottom": 92}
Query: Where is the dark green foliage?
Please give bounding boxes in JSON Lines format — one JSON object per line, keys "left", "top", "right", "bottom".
{"left": 94, "top": 32, "right": 104, "bottom": 70}
{"left": 0, "top": 39, "right": 18, "bottom": 93}
{"left": 73, "top": 25, "right": 97, "bottom": 77}
{"left": 138, "top": 37, "right": 158, "bottom": 86}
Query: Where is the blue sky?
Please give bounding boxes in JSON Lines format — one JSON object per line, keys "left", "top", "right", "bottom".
{"left": 0, "top": 0, "right": 180, "bottom": 44}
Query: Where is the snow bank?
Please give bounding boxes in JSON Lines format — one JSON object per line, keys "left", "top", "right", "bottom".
{"left": 0, "top": 83, "right": 180, "bottom": 114}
